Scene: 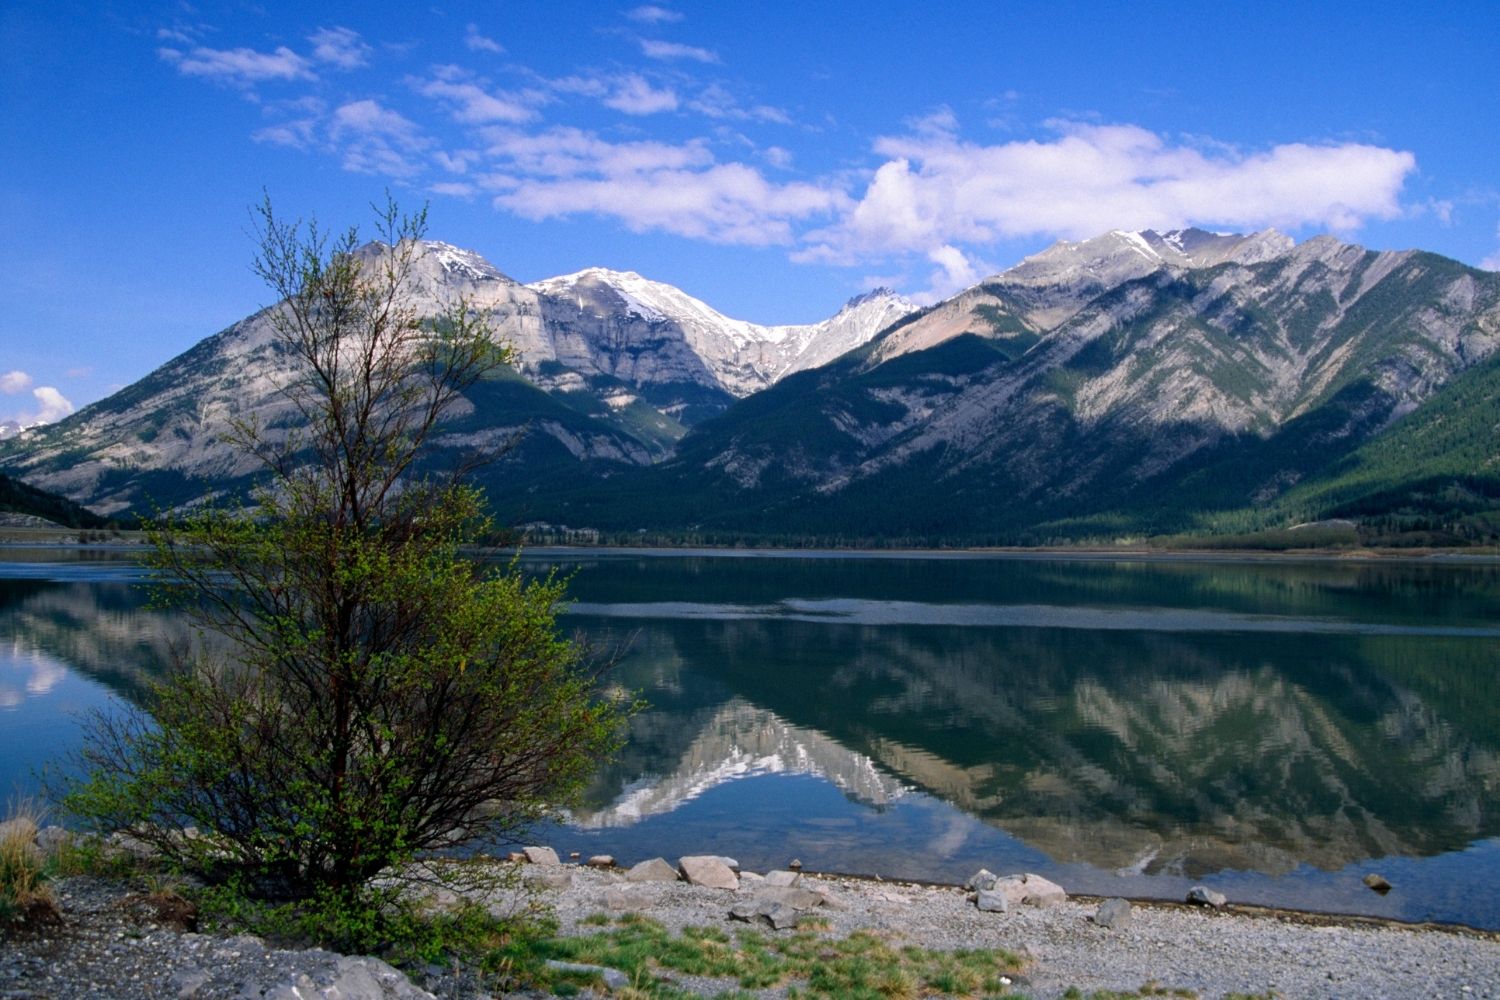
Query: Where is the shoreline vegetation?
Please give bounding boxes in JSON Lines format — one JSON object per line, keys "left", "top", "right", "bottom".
{"left": 2, "top": 524, "right": 1499, "bottom": 562}
{"left": 5, "top": 822, "right": 1499, "bottom": 999}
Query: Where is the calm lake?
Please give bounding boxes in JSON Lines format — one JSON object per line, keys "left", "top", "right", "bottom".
{"left": 3, "top": 546, "right": 1499, "bottom": 928}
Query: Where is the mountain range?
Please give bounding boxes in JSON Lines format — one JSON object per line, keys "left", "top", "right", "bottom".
{"left": 3, "top": 227, "right": 1498, "bottom": 544}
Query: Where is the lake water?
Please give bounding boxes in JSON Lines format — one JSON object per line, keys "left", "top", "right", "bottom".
{"left": 3, "top": 546, "right": 1499, "bottom": 928}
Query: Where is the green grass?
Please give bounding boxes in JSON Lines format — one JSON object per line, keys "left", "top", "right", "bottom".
{"left": 536, "top": 913, "right": 1025, "bottom": 998}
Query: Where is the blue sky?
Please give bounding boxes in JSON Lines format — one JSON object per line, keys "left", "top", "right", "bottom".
{"left": 3, "top": 1, "right": 1498, "bottom": 426}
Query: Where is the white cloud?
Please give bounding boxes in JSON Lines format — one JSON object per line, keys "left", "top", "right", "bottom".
{"left": 30, "top": 387, "right": 73, "bottom": 424}
{"left": 465, "top": 23, "right": 504, "bottom": 54}
{"left": 308, "top": 27, "right": 370, "bottom": 69}
{"left": 1482, "top": 222, "right": 1500, "bottom": 272}
{"left": 480, "top": 127, "right": 843, "bottom": 245}
{"left": 603, "top": 74, "right": 678, "bottom": 115}
{"left": 498, "top": 165, "right": 843, "bottom": 245}
{"left": 253, "top": 118, "right": 319, "bottom": 149}
{"left": 626, "top": 5, "right": 682, "bottom": 23}
{"left": 3, "top": 383, "right": 74, "bottom": 428}
{"left": 433, "top": 149, "right": 479, "bottom": 174}
{"left": 330, "top": 100, "right": 428, "bottom": 177}
{"left": 1, "top": 370, "right": 33, "bottom": 394}
{"left": 415, "top": 69, "right": 539, "bottom": 124}
{"left": 159, "top": 44, "right": 315, "bottom": 85}
{"left": 922, "top": 244, "right": 989, "bottom": 303}
{"left": 802, "top": 120, "right": 1417, "bottom": 263}
{"left": 763, "top": 146, "right": 793, "bottom": 169}
{"left": 481, "top": 127, "right": 712, "bottom": 177}
{"left": 640, "top": 39, "right": 718, "bottom": 63}
{"left": 686, "top": 83, "right": 789, "bottom": 123}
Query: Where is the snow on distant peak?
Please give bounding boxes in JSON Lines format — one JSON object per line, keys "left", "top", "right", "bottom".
{"left": 1110, "top": 229, "right": 1164, "bottom": 263}
{"left": 419, "top": 241, "right": 503, "bottom": 282}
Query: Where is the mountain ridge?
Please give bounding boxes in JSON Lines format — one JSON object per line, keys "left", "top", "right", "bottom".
{"left": 4, "top": 228, "right": 1498, "bottom": 543}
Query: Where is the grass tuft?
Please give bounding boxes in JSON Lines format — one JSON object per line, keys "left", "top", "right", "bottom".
{"left": 0, "top": 800, "right": 61, "bottom": 932}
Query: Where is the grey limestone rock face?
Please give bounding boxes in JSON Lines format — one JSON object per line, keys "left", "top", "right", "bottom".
{"left": 764, "top": 869, "right": 802, "bottom": 887}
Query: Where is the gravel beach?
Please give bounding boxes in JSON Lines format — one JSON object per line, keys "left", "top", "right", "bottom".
{"left": 5, "top": 860, "right": 1500, "bottom": 1000}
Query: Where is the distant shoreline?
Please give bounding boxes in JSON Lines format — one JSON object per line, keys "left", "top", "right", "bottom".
{"left": 3, "top": 526, "right": 1499, "bottom": 565}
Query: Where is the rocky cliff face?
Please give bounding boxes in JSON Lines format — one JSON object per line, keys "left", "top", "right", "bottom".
{"left": 0, "top": 242, "right": 913, "bottom": 515}
{"left": 655, "top": 229, "right": 1500, "bottom": 537}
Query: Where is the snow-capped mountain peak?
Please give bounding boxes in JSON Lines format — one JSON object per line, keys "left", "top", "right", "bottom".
{"left": 526, "top": 268, "right": 917, "bottom": 394}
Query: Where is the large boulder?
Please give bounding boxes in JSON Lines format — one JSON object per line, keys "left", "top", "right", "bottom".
{"left": 1186, "top": 885, "right": 1227, "bottom": 909}
{"left": 729, "top": 898, "right": 802, "bottom": 930}
{"left": 981, "top": 873, "right": 1067, "bottom": 910}
{"left": 976, "top": 888, "right": 1009, "bottom": 913}
{"left": 1095, "top": 898, "right": 1132, "bottom": 928}
{"left": 521, "top": 846, "right": 560, "bottom": 866}
{"left": 964, "top": 868, "right": 998, "bottom": 891}
{"left": 679, "top": 855, "right": 739, "bottom": 889}
{"left": 624, "top": 857, "right": 681, "bottom": 882}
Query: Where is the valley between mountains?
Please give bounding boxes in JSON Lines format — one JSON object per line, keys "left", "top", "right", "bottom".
{"left": 4, "top": 227, "right": 1498, "bottom": 546}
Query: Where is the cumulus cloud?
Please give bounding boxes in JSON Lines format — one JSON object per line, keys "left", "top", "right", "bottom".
{"left": 626, "top": 5, "right": 682, "bottom": 23}
{"left": 800, "top": 120, "right": 1417, "bottom": 263}
{"left": 1, "top": 370, "right": 33, "bottom": 394}
{"left": 308, "top": 27, "right": 370, "bottom": 69}
{"left": 482, "top": 127, "right": 845, "bottom": 245}
{"left": 30, "top": 387, "right": 74, "bottom": 424}
{"left": 923, "top": 245, "right": 990, "bottom": 302}
{"left": 159, "top": 44, "right": 315, "bottom": 85}
{"left": 2, "top": 380, "right": 74, "bottom": 428}
{"left": 464, "top": 23, "right": 504, "bottom": 54}
{"left": 640, "top": 39, "right": 718, "bottom": 63}
{"left": 603, "top": 74, "right": 678, "bottom": 115}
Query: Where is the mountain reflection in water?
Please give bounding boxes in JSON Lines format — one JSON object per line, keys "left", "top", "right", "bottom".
{"left": 5, "top": 550, "right": 1499, "bottom": 926}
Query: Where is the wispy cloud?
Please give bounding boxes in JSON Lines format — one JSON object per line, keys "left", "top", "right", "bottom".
{"left": 640, "top": 39, "right": 718, "bottom": 63}
{"left": 414, "top": 67, "right": 541, "bottom": 124}
{"left": 626, "top": 5, "right": 682, "bottom": 24}
{"left": 1, "top": 371, "right": 33, "bottom": 394}
{"left": 330, "top": 100, "right": 428, "bottom": 177}
{"left": 308, "top": 27, "right": 370, "bottom": 69}
{"left": 465, "top": 23, "right": 504, "bottom": 54}
{"left": 159, "top": 44, "right": 316, "bottom": 85}
{"left": 687, "top": 83, "right": 789, "bottom": 123}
